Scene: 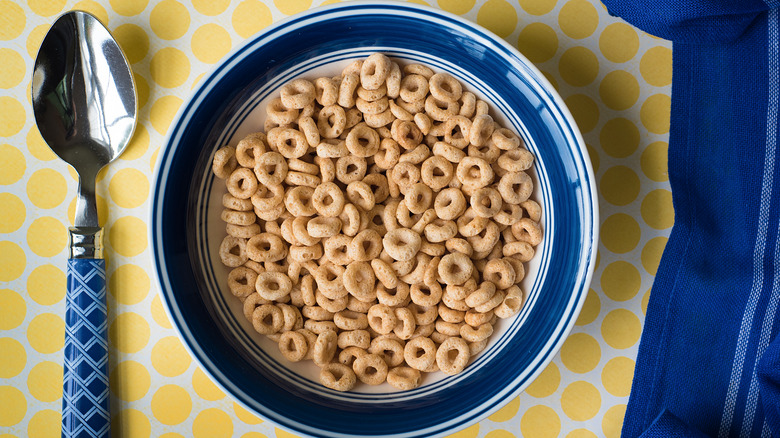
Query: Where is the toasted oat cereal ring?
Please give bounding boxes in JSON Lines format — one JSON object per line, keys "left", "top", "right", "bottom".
{"left": 504, "top": 257, "right": 525, "bottom": 284}
{"left": 396, "top": 97, "right": 425, "bottom": 115}
{"left": 267, "top": 97, "right": 299, "bottom": 125}
{"left": 336, "top": 329, "right": 370, "bottom": 350}
{"left": 494, "top": 285, "right": 525, "bottom": 319}
{"left": 319, "top": 362, "right": 357, "bottom": 392}
{"left": 250, "top": 183, "right": 284, "bottom": 211}
{"left": 312, "top": 330, "right": 338, "bottom": 366}
{"left": 278, "top": 304, "right": 304, "bottom": 331}
{"left": 389, "top": 99, "right": 413, "bottom": 121}
{"left": 492, "top": 127, "right": 522, "bottom": 150}
{"left": 422, "top": 219, "right": 457, "bottom": 244}
{"left": 316, "top": 105, "right": 347, "bottom": 139}
{"left": 297, "top": 276, "right": 316, "bottom": 308}
{"left": 226, "top": 167, "right": 258, "bottom": 200}
{"left": 227, "top": 266, "right": 258, "bottom": 300}
{"left": 357, "top": 83, "right": 387, "bottom": 101}
{"left": 221, "top": 209, "right": 256, "bottom": 227}
{"left": 235, "top": 133, "right": 267, "bottom": 168}
{"left": 420, "top": 241, "right": 445, "bottom": 258}
{"left": 344, "top": 181, "right": 375, "bottom": 211}
{"left": 399, "top": 144, "right": 430, "bottom": 165}
{"left": 464, "top": 281, "right": 496, "bottom": 308}
{"left": 226, "top": 223, "right": 261, "bottom": 239}
{"left": 289, "top": 244, "right": 323, "bottom": 263}
{"left": 455, "top": 208, "right": 487, "bottom": 238}
{"left": 346, "top": 123, "right": 381, "bottom": 157}
{"left": 434, "top": 319, "right": 462, "bottom": 337}
{"left": 352, "top": 353, "right": 389, "bottom": 385}
{"left": 467, "top": 220, "right": 500, "bottom": 253}
{"left": 254, "top": 203, "right": 284, "bottom": 221}
{"left": 431, "top": 189, "right": 465, "bottom": 223}
{"left": 278, "top": 331, "right": 308, "bottom": 362}
{"left": 471, "top": 99, "right": 488, "bottom": 116}
{"left": 342, "top": 59, "right": 362, "bottom": 76}
{"left": 411, "top": 113, "right": 431, "bottom": 137}
{"left": 301, "top": 305, "right": 334, "bottom": 321}
{"left": 468, "top": 142, "right": 501, "bottom": 164}
{"left": 362, "top": 107, "right": 393, "bottom": 128}
{"left": 401, "top": 183, "right": 431, "bottom": 215}
{"left": 391, "top": 119, "right": 423, "bottom": 150}
{"left": 285, "top": 171, "right": 320, "bottom": 188}
{"left": 469, "top": 114, "right": 495, "bottom": 146}
{"left": 305, "top": 217, "right": 341, "bottom": 239}
{"left": 374, "top": 138, "right": 401, "bottom": 169}
{"left": 280, "top": 78, "right": 315, "bottom": 109}
{"left": 283, "top": 186, "right": 315, "bottom": 217}
{"left": 293, "top": 117, "right": 319, "bottom": 149}
{"left": 442, "top": 289, "right": 470, "bottom": 311}
{"left": 219, "top": 235, "right": 248, "bottom": 267}
{"left": 212, "top": 146, "right": 238, "bottom": 179}
{"left": 494, "top": 202, "right": 523, "bottom": 226}
{"left": 348, "top": 229, "right": 383, "bottom": 262}
{"left": 512, "top": 217, "right": 543, "bottom": 246}
{"left": 390, "top": 163, "right": 421, "bottom": 195}
{"left": 222, "top": 193, "right": 253, "bottom": 211}
{"left": 410, "top": 282, "right": 443, "bottom": 307}
{"left": 443, "top": 115, "right": 472, "bottom": 148}
{"left": 368, "top": 258, "right": 396, "bottom": 289}
{"left": 460, "top": 322, "right": 494, "bottom": 343}
{"left": 336, "top": 156, "right": 367, "bottom": 184}
{"left": 425, "top": 96, "right": 460, "bottom": 122}
{"left": 438, "top": 252, "right": 474, "bottom": 286}
{"left": 475, "top": 289, "right": 505, "bottom": 313}
{"left": 268, "top": 127, "right": 308, "bottom": 159}
{"left": 392, "top": 307, "right": 417, "bottom": 340}
{"left": 360, "top": 175, "right": 388, "bottom": 206}
{"left": 385, "top": 366, "right": 421, "bottom": 390}
{"left": 481, "top": 259, "right": 515, "bottom": 290}
{"left": 470, "top": 187, "right": 503, "bottom": 218}
{"left": 382, "top": 228, "right": 421, "bottom": 262}
{"left": 399, "top": 74, "right": 429, "bottom": 103}
{"left": 432, "top": 141, "right": 466, "bottom": 163}
{"left": 423, "top": 256, "right": 441, "bottom": 288}
{"left": 305, "top": 320, "right": 339, "bottom": 335}
{"left": 293, "top": 328, "right": 317, "bottom": 360}
{"left": 253, "top": 151, "right": 288, "bottom": 187}
{"left": 252, "top": 304, "right": 284, "bottom": 335}
{"left": 343, "top": 108, "right": 362, "bottom": 130}
{"left": 438, "top": 303, "right": 466, "bottom": 323}
{"left": 309, "top": 183, "right": 344, "bottom": 218}
{"left": 375, "top": 283, "right": 409, "bottom": 308}
{"left": 367, "top": 304, "right": 398, "bottom": 335}
{"left": 403, "top": 62, "right": 434, "bottom": 78}
{"left": 280, "top": 217, "right": 298, "bottom": 245}
{"left": 411, "top": 303, "right": 439, "bottom": 326}
{"left": 412, "top": 323, "right": 435, "bottom": 339}
{"left": 314, "top": 77, "right": 338, "bottom": 106}
{"left": 503, "top": 241, "right": 535, "bottom": 262}
{"left": 333, "top": 310, "right": 368, "bottom": 331}
{"left": 385, "top": 61, "right": 401, "bottom": 97}
{"left": 338, "top": 73, "right": 360, "bottom": 108}
{"left": 338, "top": 346, "right": 367, "bottom": 368}
{"left": 242, "top": 292, "right": 270, "bottom": 320}
{"left": 356, "top": 96, "right": 389, "bottom": 114}
{"left": 348, "top": 297, "right": 376, "bottom": 315}
{"left": 254, "top": 271, "right": 292, "bottom": 301}
{"left": 321, "top": 236, "right": 351, "bottom": 267}
{"left": 420, "top": 156, "right": 453, "bottom": 191}
{"left": 292, "top": 216, "right": 321, "bottom": 246}
{"left": 403, "top": 336, "right": 437, "bottom": 371}
{"left": 428, "top": 72, "right": 462, "bottom": 102}
{"left": 339, "top": 205, "right": 361, "bottom": 237}
{"left": 315, "top": 289, "right": 348, "bottom": 313}
{"left": 435, "top": 337, "right": 470, "bottom": 375}
{"left": 464, "top": 308, "right": 494, "bottom": 326}
{"left": 370, "top": 336, "right": 405, "bottom": 367}
{"left": 521, "top": 199, "right": 542, "bottom": 222}
{"left": 359, "top": 52, "right": 391, "bottom": 90}
{"left": 456, "top": 156, "right": 494, "bottom": 189}
{"left": 314, "top": 262, "right": 348, "bottom": 300}
{"left": 498, "top": 148, "right": 534, "bottom": 174}
{"left": 400, "top": 252, "right": 430, "bottom": 285}
{"left": 343, "top": 261, "right": 377, "bottom": 301}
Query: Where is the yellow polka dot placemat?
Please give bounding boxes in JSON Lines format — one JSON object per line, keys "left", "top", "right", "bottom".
{"left": 0, "top": 0, "right": 671, "bottom": 437}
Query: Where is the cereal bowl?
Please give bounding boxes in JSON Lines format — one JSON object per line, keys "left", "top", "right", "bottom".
{"left": 150, "top": 2, "right": 598, "bottom": 437}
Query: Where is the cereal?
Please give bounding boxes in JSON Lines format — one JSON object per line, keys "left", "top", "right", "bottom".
{"left": 212, "top": 53, "right": 543, "bottom": 392}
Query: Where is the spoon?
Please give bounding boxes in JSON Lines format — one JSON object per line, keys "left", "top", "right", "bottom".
{"left": 32, "top": 10, "right": 136, "bottom": 438}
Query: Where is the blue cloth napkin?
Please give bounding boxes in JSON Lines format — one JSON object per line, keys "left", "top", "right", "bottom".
{"left": 599, "top": 1, "right": 780, "bottom": 437}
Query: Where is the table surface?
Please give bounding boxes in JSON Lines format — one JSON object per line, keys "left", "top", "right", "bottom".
{"left": 0, "top": 0, "right": 672, "bottom": 437}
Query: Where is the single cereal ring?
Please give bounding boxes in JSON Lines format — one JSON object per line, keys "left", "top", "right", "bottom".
{"left": 492, "top": 127, "right": 521, "bottom": 150}
{"left": 285, "top": 168, "right": 322, "bottom": 187}
{"left": 266, "top": 97, "right": 299, "bottom": 125}
{"left": 212, "top": 146, "right": 238, "bottom": 179}
{"left": 226, "top": 223, "right": 261, "bottom": 239}
{"left": 494, "top": 202, "right": 523, "bottom": 226}
{"left": 280, "top": 78, "right": 315, "bottom": 109}
{"left": 420, "top": 156, "right": 454, "bottom": 191}
{"left": 306, "top": 217, "right": 342, "bottom": 238}
{"left": 410, "top": 282, "right": 443, "bottom": 307}
{"left": 467, "top": 220, "right": 500, "bottom": 253}
{"left": 396, "top": 97, "right": 425, "bottom": 115}
{"left": 339, "top": 203, "right": 362, "bottom": 237}
{"left": 254, "top": 203, "right": 284, "bottom": 221}
{"left": 363, "top": 107, "right": 395, "bottom": 128}
{"left": 284, "top": 186, "right": 316, "bottom": 217}
{"left": 464, "top": 307, "right": 494, "bottom": 326}
{"left": 356, "top": 96, "right": 389, "bottom": 115}
{"left": 315, "top": 156, "right": 336, "bottom": 183}
{"left": 456, "top": 207, "right": 488, "bottom": 238}
{"left": 411, "top": 303, "right": 439, "bottom": 326}
{"left": 469, "top": 114, "right": 495, "bottom": 147}
{"left": 371, "top": 258, "right": 399, "bottom": 289}
{"left": 511, "top": 218, "right": 543, "bottom": 246}
{"left": 360, "top": 53, "right": 391, "bottom": 90}
{"left": 475, "top": 100, "right": 489, "bottom": 116}
{"left": 521, "top": 199, "right": 542, "bottom": 222}
{"left": 432, "top": 141, "right": 466, "bottom": 163}
{"left": 278, "top": 330, "right": 308, "bottom": 362}
{"left": 219, "top": 235, "right": 248, "bottom": 267}
{"left": 389, "top": 99, "right": 413, "bottom": 121}
{"left": 336, "top": 156, "right": 367, "bottom": 184}
{"left": 314, "top": 262, "right": 348, "bottom": 299}
{"left": 235, "top": 133, "right": 267, "bottom": 168}
{"left": 253, "top": 151, "right": 288, "bottom": 186}
{"left": 268, "top": 127, "right": 308, "bottom": 159}
{"left": 246, "top": 233, "right": 287, "bottom": 263}
{"left": 412, "top": 323, "right": 435, "bottom": 339}
{"left": 404, "top": 183, "right": 433, "bottom": 215}
{"left": 475, "top": 289, "right": 505, "bottom": 313}
{"left": 346, "top": 123, "right": 381, "bottom": 157}
{"left": 470, "top": 187, "right": 503, "bottom": 219}
{"left": 338, "top": 73, "right": 360, "bottom": 108}
{"left": 363, "top": 174, "right": 390, "bottom": 205}
{"left": 434, "top": 188, "right": 468, "bottom": 221}
{"left": 503, "top": 256, "right": 525, "bottom": 284}
{"left": 443, "top": 115, "right": 472, "bottom": 148}
{"left": 300, "top": 275, "right": 317, "bottom": 307}
{"left": 482, "top": 258, "right": 516, "bottom": 290}
{"left": 343, "top": 261, "right": 377, "bottom": 302}
{"left": 424, "top": 219, "right": 458, "bottom": 243}
{"left": 442, "top": 288, "right": 470, "bottom": 311}
{"left": 345, "top": 107, "right": 364, "bottom": 129}
{"left": 374, "top": 138, "right": 401, "bottom": 169}
{"left": 425, "top": 96, "right": 460, "bottom": 122}
{"left": 429, "top": 72, "right": 463, "bottom": 103}
{"left": 376, "top": 283, "right": 410, "bottom": 308}
{"left": 399, "top": 144, "right": 430, "bottom": 165}
{"left": 338, "top": 329, "right": 371, "bottom": 349}
{"left": 334, "top": 310, "right": 369, "bottom": 331}
{"left": 346, "top": 180, "right": 376, "bottom": 211}
{"left": 497, "top": 147, "right": 534, "bottom": 172}
{"left": 494, "top": 285, "right": 525, "bottom": 319}
{"left": 404, "top": 336, "right": 437, "bottom": 371}
{"left": 312, "top": 330, "right": 338, "bottom": 366}
{"left": 412, "top": 112, "right": 432, "bottom": 136}
{"left": 252, "top": 304, "right": 284, "bottom": 335}
{"left": 438, "top": 252, "right": 474, "bottom": 286}
{"left": 503, "top": 241, "right": 535, "bottom": 262}
{"left": 288, "top": 244, "right": 324, "bottom": 263}
{"left": 292, "top": 217, "right": 320, "bottom": 247}
{"left": 464, "top": 281, "right": 496, "bottom": 308}
{"left": 383, "top": 228, "right": 422, "bottom": 262}
{"left": 391, "top": 120, "right": 423, "bottom": 150}
{"left": 323, "top": 235, "right": 353, "bottom": 265}
{"left": 317, "top": 105, "right": 347, "bottom": 139}
{"left": 226, "top": 167, "right": 258, "bottom": 200}
{"left": 346, "top": 229, "right": 383, "bottom": 262}
{"left": 386, "top": 61, "right": 401, "bottom": 98}
{"left": 315, "top": 77, "right": 338, "bottom": 106}
{"left": 393, "top": 307, "right": 417, "bottom": 340}
{"left": 305, "top": 319, "right": 339, "bottom": 335}
{"left": 367, "top": 304, "right": 398, "bottom": 335}
{"left": 221, "top": 209, "right": 256, "bottom": 226}
{"left": 301, "top": 305, "right": 334, "bottom": 321}
{"left": 255, "top": 271, "right": 293, "bottom": 301}
{"left": 386, "top": 366, "right": 421, "bottom": 391}
{"left": 468, "top": 142, "right": 501, "bottom": 164}
{"left": 320, "top": 362, "right": 357, "bottom": 392}
{"left": 353, "top": 353, "right": 389, "bottom": 385}
{"left": 400, "top": 252, "right": 431, "bottom": 285}
{"left": 296, "top": 116, "right": 320, "bottom": 148}
{"left": 469, "top": 339, "right": 489, "bottom": 356}
{"left": 311, "top": 181, "right": 346, "bottom": 218}
{"left": 403, "top": 63, "right": 434, "bottom": 78}
{"left": 423, "top": 256, "right": 441, "bottom": 287}
{"left": 369, "top": 336, "right": 405, "bottom": 367}
{"left": 399, "top": 74, "right": 429, "bottom": 103}
{"left": 228, "top": 266, "right": 258, "bottom": 300}
{"left": 391, "top": 162, "right": 421, "bottom": 192}
{"left": 456, "top": 156, "right": 494, "bottom": 189}
{"left": 436, "top": 337, "right": 470, "bottom": 375}
{"left": 460, "top": 322, "right": 493, "bottom": 343}
{"left": 338, "top": 346, "right": 368, "bottom": 367}
{"left": 343, "top": 59, "right": 362, "bottom": 76}
{"left": 250, "top": 183, "right": 284, "bottom": 211}
{"left": 357, "top": 83, "right": 387, "bottom": 101}
{"left": 346, "top": 295, "right": 374, "bottom": 313}
{"left": 222, "top": 193, "right": 253, "bottom": 211}
{"left": 242, "top": 292, "right": 270, "bottom": 320}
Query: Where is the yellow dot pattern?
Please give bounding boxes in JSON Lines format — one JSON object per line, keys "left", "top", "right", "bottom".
{"left": 0, "top": 0, "right": 671, "bottom": 436}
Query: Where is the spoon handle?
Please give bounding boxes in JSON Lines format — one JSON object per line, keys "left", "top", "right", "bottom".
{"left": 62, "top": 257, "right": 110, "bottom": 438}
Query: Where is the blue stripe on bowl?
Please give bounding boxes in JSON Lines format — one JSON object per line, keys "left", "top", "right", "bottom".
{"left": 150, "top": 2, "right": 597, "bottom": 437}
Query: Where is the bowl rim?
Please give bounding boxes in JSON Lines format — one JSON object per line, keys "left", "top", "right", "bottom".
{"left": 149, "top": 1, "right": 599, "bottom": 436}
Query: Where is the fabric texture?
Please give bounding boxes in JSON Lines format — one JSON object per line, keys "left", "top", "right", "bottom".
{"left": 600, "top": 1, "right": 780, "bottom": 437}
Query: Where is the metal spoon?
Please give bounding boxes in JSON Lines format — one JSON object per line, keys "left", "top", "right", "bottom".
{"left": 32, "top": 10, "right": 136, "bottom": 438}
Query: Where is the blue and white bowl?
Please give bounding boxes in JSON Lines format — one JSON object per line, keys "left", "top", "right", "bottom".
{"left": 150, "top": 2, "right": 598, "bottom": 437}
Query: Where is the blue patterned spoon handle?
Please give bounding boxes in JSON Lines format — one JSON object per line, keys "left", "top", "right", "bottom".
{"left": 63, "top": 256, "right": 110, "bottom": 437}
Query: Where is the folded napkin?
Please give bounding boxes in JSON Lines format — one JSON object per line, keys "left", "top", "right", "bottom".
{"left": 599, "top": 1, "right": 780, "bottom": 437}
